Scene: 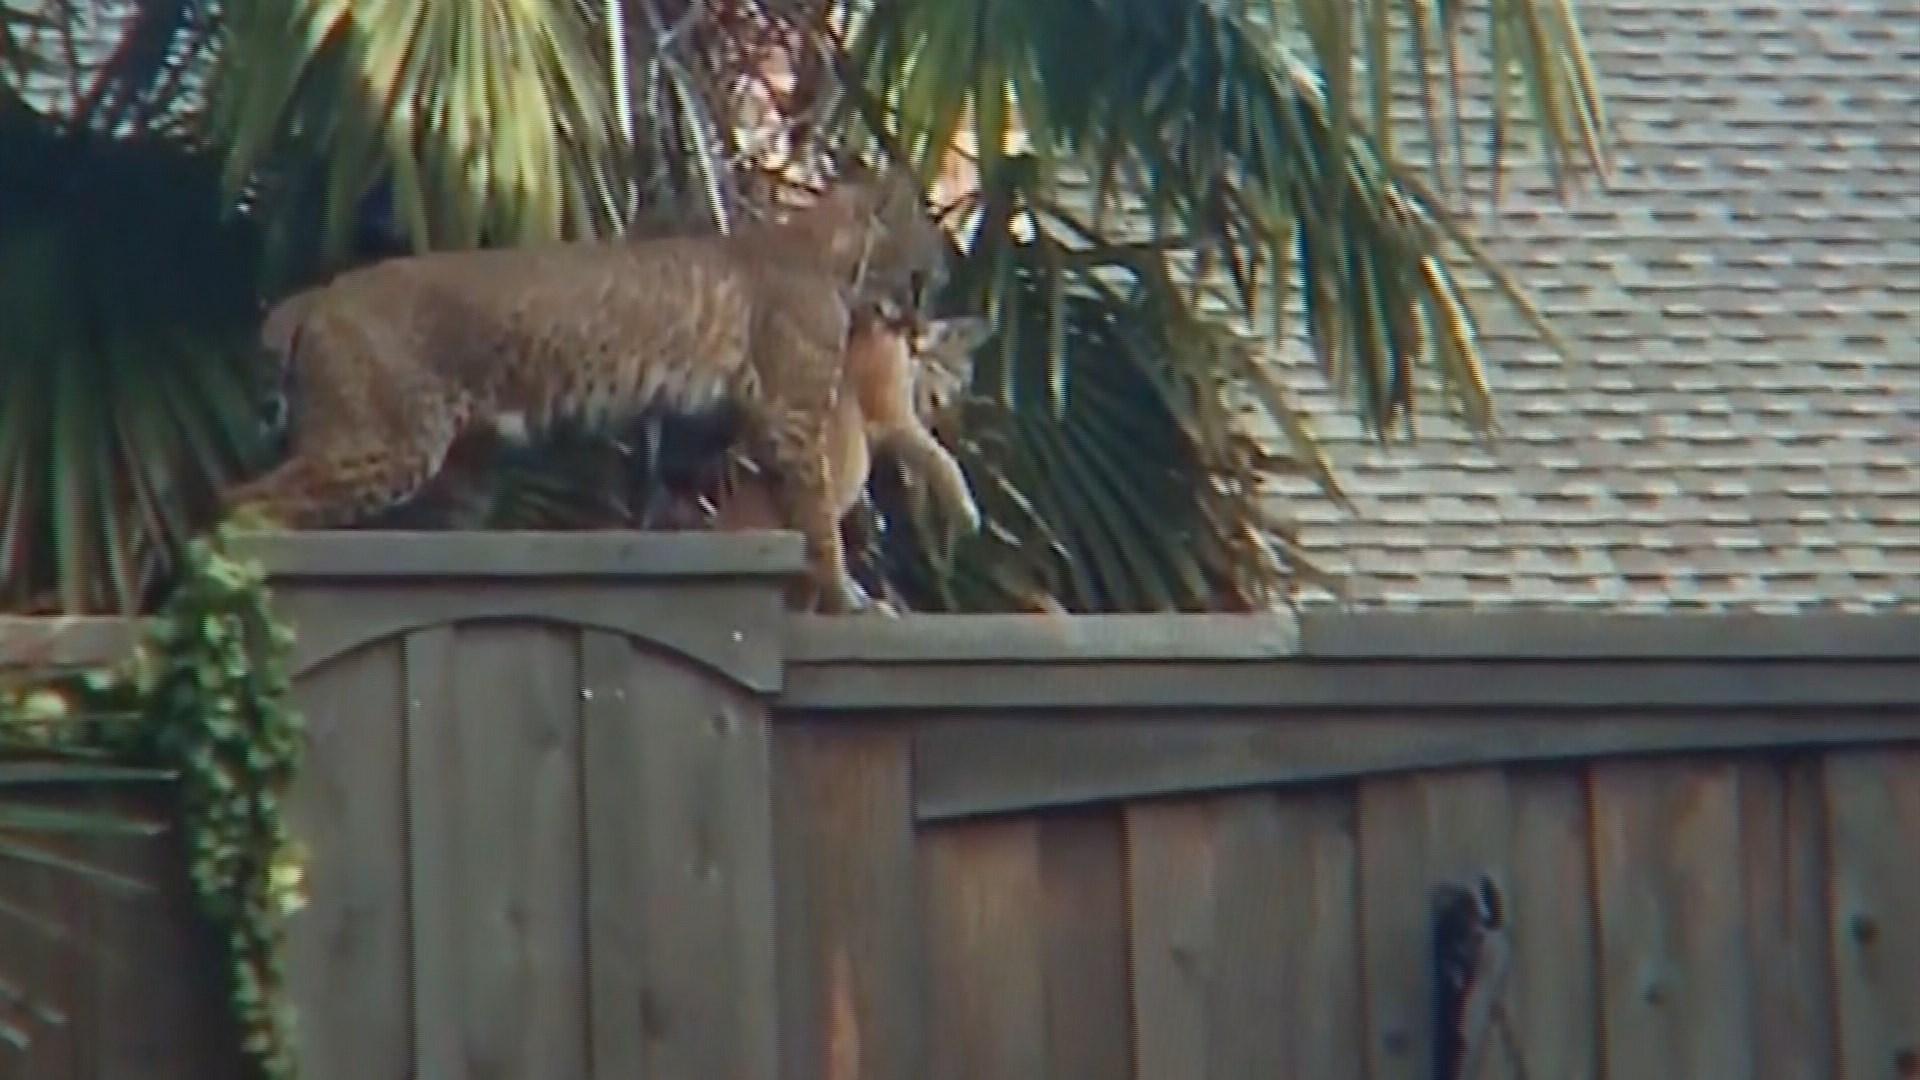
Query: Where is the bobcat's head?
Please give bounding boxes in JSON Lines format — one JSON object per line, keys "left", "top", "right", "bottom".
{"left": 808, "top": 159, "right": 955, "bottom": 321}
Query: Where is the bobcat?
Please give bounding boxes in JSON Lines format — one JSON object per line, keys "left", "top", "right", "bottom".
{"left": 225, "top": 169, "right": 956, "bottom": 613}
{"left": 682, "top": 302, "right": 989, "bottom": 613}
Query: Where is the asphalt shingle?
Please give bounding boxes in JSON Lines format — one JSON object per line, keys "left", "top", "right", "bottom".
{"left": 1260, "top": 0, "right": 1920, "bottom": 612}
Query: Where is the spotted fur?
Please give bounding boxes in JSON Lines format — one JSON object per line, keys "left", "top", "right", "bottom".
{"left": 224, "top": 171, "right": 952, "bottom": 613}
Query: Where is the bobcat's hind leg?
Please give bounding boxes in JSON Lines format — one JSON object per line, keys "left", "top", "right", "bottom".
{"left": 223, "top": 427, "right": 459, "bottom": 530}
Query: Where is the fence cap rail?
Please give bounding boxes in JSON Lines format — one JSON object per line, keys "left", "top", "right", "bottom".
{"left": 788, "top": 613, "right": 1302, "bottom": 663}
{"left": 0, "top": 617, "right": 141, "bottom": 672}
{"left": 229, "top": 530, "right": 807, "bottom": 581}
{"left": 1299, "top": 609, "right": 1920, "bottom": 659}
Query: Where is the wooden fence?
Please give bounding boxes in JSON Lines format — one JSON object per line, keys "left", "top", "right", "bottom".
{"left": 3, "top": 531, "right": 1918, "bottom": 1080}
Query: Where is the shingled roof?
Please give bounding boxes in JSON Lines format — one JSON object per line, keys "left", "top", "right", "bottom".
{"left": 1260, "top": 0, "right": 1920, "bottom": 612}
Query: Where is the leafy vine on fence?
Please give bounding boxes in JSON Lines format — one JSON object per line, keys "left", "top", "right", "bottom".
{"left": 1, "top": 526, "right": 308, "bottom": 1079}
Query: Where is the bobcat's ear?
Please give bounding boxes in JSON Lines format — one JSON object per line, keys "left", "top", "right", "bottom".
{"left": 925, "top": 316, "right": 994, "bottom": 358}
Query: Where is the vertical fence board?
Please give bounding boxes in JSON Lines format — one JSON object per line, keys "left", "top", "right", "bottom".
{"left": 0, "top": 816, "right": 78, "bottom": 1078}
{"left": 1590, "top": 758, "right": 1754, "bottom": 1080}
{"left": 1220, "top": 789, "right": 1364, "bottom": 1080}
{"left": 1823, "top": 746, "right": 1920, "bottom": 1080}
{"left": 578, "top": 631, "right": 646, "bottom": 1080}
{"left": 1204, "top": 793, "right": 1293, "bottom": 1078}
{"left": 582, "top": 634, "right": 779, "bottom": 1080}
{"left": 1356, "top": 768, "right": 1513, "bottom": 1080}
{"left": 81, "top": 828, "right": 235, "bottom": 1079}
{"left": 410, "top": 625, "right": 590, "bottom": 1078}
{"left": 1126, "top": 800, "right": 1216, "bottom": 1080}
{"left": 772, "top": 724, "right": 924, "bottom": 1080}
{"left": 1125, "top": 790, "right": 1362, "bottom": 1080}
{"left": 402, "top": 627, "right": 458, "bottom": 1080}
{"left": 1506, "top": 768, "right": 1602, "bottom": 1080}
{"left": 288, "top": 638, "right": 411, "bottom": 1080}
{"left": 921, "top": 819, "right": 1049, "bottom": 1080}
{"left": 1739, "top": 757, "right": 1836, "bottom": 1080}
{"left": 0, "top": 795, "right": 232, "bottom": 1080}
{"left": 1037, "top": 811, "right": 1134, "bottom": 1080}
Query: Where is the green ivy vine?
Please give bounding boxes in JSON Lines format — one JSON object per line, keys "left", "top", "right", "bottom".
{"left": 136, "top": 526, "right": 308, "bottom": 1080}
{"left": 2, "top": 526, "right": 307, "bottom": 1076}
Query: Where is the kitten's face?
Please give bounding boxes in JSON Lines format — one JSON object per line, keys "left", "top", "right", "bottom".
{"left": 909, "top": 316, "right": 992, "bottom": 415}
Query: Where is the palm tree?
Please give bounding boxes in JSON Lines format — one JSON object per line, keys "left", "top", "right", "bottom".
{"left": 0, "top": 0, "right": 1610, "bottom": 615}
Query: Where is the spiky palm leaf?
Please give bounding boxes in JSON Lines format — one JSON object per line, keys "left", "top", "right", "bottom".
{"left": 834, "top": 0, "right": 1608, "bottom": 607}
{"left": 0, "top": 102, "right": 265, "bottom": 614}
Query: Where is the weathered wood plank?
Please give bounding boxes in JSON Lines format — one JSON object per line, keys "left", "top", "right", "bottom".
{"left": 0, "top": 793, "right": 231, "bottom": 1080}
{"left": 1036, "top": 812, "right": 1133, "bottom": 1080}
{"left": 0, "top": 813, "right": 80, "bottom": 1078}
{"left": 1125, "top": 800, "right": 1216, "bottom": 1080}
{"left": 402, "top": 627, "right": 460, "bottom": 1080}
{"left": 0, "top": 616, "right": 139, "bottom": 672}
{"left": 787, "top": 613, "right": 1299, "bottom": 662}
{"left": 578, "top": 631, "right": 648, "bottom": 1080}
{"left": 920, "top": 819, "right": 1049, "bottom": 1080}
{"left": 1125, "top": 791, "right": 1363, "bottom": 1080}
{"left": 1590, "top": 758, "right": 1754, "bottom": 1080}
{"left": 771, "top": 723, "right": 925, "bottom": 1080}
{"left": 287, "top": 637, "right": 411, "bottom": 1080}
{"left": 283, "top": 581, "right": 788, "bottom": 691}
{"left": 234, "top": 529, "right": 804, "bottom": 580}
{"left": 1300, "top": 611, "right": 1920, "bottom": 660}
{"left": 408, "top": 625, "right": 590, "bottom": 1078}
{"left": 912, "top": 711, "right": 1920, "bottom": 822}
{"left": 1823, "top": 746, "right": 1920, "bottom": 1080}
{"left": 1356, "top": 768, "right": 1513, "bottom": 1080}
{"left": 786, "top": 659, "right": 1919, "bottom": 712}
{"left": 1505, "top": 767, "right": 1602, "bottom": 1080}
{"left": 1217, "top": 790, "right": 1364, "bottom": 1080}
{"left": 1739, "top": 757, "right": 1836, "bottom": 1080}
{"left": 581, "top": 633, "right": 779, "bottom": 1080}
{"left": 80, "top": 827, "right": 236, "bottom": 1079}
{"left": 788, "top": 611, "right": 1920, "bottom": 664}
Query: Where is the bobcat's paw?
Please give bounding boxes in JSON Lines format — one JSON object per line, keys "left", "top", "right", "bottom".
{"left": 922, "top": 484, "right": 981, "bottom": 555}
{"left": 224, "top": 503, "right": 293, "bottom": 534}
{"left": 818, "top": 574, "right": 877, "bottom": 616}
{"left": 947, "top": 487, "right": 983, "bottom": 538}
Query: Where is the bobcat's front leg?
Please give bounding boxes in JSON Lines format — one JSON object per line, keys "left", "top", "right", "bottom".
{"left": 750, "top": 371, "right": 874, "bottom": 613}
{"left": 762, "top": 409, "right": 872, "bottom": 613}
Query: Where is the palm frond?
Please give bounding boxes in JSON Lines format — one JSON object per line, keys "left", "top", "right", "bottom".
{"left": 207, "top": 0, "right": 636, "bottom": 272}
{"left": 828, "top": 0, "right": 1610, "bottom": 603}
{"left": 869, "top": 239, "right": 1335, "bottom": 612}
{"left": 853, "top": 0, "right": 1605, "bottom": 443}
{"left": 0, "top": 107, "right": 264, "bottom": 614}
